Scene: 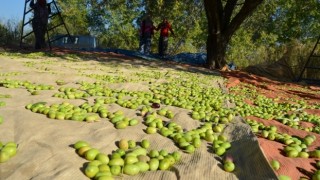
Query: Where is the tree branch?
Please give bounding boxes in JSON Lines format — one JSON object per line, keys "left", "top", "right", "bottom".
{"left": 224, "top": 0, "right": 238, "bottom": 29}
{"left": 226, "top": 0, "right": 263, "bottom": 39}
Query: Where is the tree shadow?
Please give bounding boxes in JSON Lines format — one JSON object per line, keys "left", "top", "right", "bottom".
{"left": 296, "top": 167, "right": 313, "bottom": 179}
{"left": 0, "top": 45, "right": 222, "bottom": 79}
{"left": 278, "top": 148, "right": 287, "bottom": 157}
{"left": 288, "top": 90, "right": 320, "bottom": 101}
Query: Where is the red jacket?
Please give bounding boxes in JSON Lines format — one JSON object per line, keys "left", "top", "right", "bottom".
{"left": 157, "top": 21, "right": 174, "bottom": 37}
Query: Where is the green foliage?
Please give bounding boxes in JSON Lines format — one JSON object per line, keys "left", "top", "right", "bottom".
{"left": 228, "top": 29, "right": 280, "bottom": 68}
{"left": 267, "top": 0, "right": 320, "bottom": 43}
{"left": 98, "top": 1, "right": 142, "bottom": 49}
{"left": 226, "top": 0, "right": 320, "bottom": 70}
{"left": 54, "top": 0, "right": 90, "bottom": 35}
{"left": 4, "top": 0, "right": 204, "bottom": 52}
{"left": 0, "top": 19, "right": 22, "bottom": 46}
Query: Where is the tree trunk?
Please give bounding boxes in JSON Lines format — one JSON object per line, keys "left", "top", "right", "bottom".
{"left": 204, "top": 0, "right": 264, "bottom": 70}
{"left": 204, "top": 0, "right": 228, "bottom": 69}
{"left": 206, "top": 31, "right": 228, "bottom": 69}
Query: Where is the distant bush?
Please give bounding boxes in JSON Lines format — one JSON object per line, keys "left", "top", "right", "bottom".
{"left": 0, "top": 19, "right": 22, "bottom": 47}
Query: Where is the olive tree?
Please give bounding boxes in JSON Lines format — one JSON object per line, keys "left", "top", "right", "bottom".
{"left": 204, "top": 0, "right": 263, "bottom": 69}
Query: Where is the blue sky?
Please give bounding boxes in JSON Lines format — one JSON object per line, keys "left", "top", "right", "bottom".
{"left": 0, "top": 1, "right": 25, "bottom": 22}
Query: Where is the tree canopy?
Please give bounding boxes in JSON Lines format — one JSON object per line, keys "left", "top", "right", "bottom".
{"left": 54, "top": 0, "right": 207, "bottom": 53}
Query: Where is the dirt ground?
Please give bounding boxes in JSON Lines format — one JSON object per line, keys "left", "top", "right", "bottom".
{"left": 221, "top": 70, "right": 320, "bottom": 180}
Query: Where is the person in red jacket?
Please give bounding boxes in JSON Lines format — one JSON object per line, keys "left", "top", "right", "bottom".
{"left": 156, "top": 18, "right": 174, "bottom": 57}
{"left": 139, "top": 14, "right": 156, "bottom": 55}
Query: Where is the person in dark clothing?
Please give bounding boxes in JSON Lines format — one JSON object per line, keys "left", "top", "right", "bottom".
{"left": 156, "top": 18, "right": 174, "bottom": 57}
{"left": 30, "top": 0, "right": 50, "bottom": 50}
{"left": 139, "top": 14, "right": 156, "bottom": 55}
